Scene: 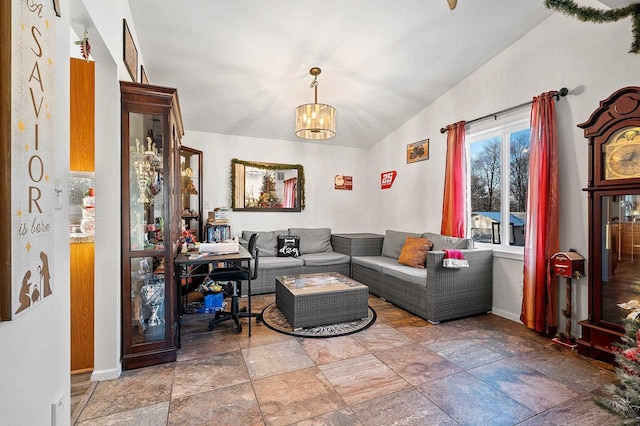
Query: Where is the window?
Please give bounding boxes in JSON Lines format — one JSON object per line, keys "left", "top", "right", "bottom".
{"left": 467, "top": 112, "right": 530, "bottom": 248}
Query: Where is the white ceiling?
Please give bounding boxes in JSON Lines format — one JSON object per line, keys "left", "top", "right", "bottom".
{"left": 129, "top": 0, "right": 554, "bottom": 149}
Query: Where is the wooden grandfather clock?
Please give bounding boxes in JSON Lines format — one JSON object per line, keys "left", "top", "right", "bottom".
{"left": 577, "top": 86, "right": 640, "bottom": 363}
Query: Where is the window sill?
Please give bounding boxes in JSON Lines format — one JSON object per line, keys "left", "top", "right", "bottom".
{"left": 475, "top": 243, "right": 524, "bottom": 261}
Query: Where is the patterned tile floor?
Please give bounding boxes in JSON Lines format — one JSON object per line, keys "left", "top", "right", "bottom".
{"left": 74, "top": 294, "right": 620, "bottom": 425}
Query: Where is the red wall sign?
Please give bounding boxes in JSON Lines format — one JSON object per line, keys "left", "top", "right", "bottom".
{"left": 334, "top": 175, "right": 353, "bottom": 190}
{"left": 380, "top": 171, "right": 397, "bottom": 189}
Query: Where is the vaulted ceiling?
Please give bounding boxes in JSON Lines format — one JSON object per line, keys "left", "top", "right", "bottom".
{"left": 129, "top": 0, "right": 555, "bottom": 149}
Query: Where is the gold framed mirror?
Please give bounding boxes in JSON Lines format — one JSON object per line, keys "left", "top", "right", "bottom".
{"left": 231, "top": 159, "right": 305, "bottom": 212}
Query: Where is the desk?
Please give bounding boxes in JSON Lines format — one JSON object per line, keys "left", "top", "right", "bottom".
{"left": 174, "top": 246, "right": 254, "bottom": 346}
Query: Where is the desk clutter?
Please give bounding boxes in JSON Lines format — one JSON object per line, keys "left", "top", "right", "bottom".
{"left": 183, "top": 280, "right": 233, "bottom": 314}
{"left": 175, "top": 238, "right": 258, "bottom": 339}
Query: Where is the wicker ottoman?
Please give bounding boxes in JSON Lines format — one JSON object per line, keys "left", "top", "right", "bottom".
{"left": 275, "top": 272, "right": 369, "bottom": 329}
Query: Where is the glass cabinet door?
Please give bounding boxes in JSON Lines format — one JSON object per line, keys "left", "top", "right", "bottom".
{"left": 128, "top": 113, "right": 166, "bottom": 251}
{"left": 129, "top": 256, "right": 166, "bottom": 344}
{"left": 601, "top": 193, "right": 640, "bottom": 325}
{"left": 179, "top": 147, "right": 202, "bottom": 241}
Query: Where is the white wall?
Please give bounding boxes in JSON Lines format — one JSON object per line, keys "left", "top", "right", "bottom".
{"left": 76, "top": 0, "right": 144, "bottom": 83}
{"left": 366, "top": 1, "right": 640, "bottom": 332}
{"left": 184, "top": 131, "right": 371, "bottom": 235}
{"left": 0, "top": 1, "right": 71, "bottom": 425}
{"left": 71, "top": 0, "right": 145, "bottom": 381}
{"left": 92, "top": 51, "right": 122, "bottom": 381}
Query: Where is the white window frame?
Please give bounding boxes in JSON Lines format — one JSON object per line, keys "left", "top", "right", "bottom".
{"left": 466, "top": 109, "right": 530, "bottom": 256}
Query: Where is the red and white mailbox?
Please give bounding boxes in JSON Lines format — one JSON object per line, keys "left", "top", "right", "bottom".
{"left": 551, "top": 251, "right": 585, "bottom": 279}
{"left": 550, "top": 250, "right": 585, "bottom": 348}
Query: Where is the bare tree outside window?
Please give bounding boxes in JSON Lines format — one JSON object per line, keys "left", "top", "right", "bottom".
{"left": 469, "top": 126, "right": 530, "bottom": 247}
{"left": 471, "top": 137, "right": 501, "bottom": 212}
{"left": 510, "top": 130, "right": 530, "bottom": 213}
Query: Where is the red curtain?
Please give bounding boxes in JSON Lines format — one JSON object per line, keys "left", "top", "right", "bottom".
{"left": 283, "top": 178, "right": 297, "bottom": 208}
{"left": 520, "top": 92, "right": 559, "bottom": 335}
{"left": 441, "top": 121, "right": 467, "bottom": 238}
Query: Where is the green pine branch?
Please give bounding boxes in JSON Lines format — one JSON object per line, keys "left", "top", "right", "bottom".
{"left": 545, "top": 0, "right": 640, "bottom": 53}
{"left": 595, "top": 318, "right": 640, "bottom": 422}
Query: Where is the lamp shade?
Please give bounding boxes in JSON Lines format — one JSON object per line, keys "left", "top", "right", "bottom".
{"left": 295, "top": 103, "right": 336, "bottom": 140}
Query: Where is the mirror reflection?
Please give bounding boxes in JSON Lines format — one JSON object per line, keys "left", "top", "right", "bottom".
{"left": 231, "top": 159, "right": 305, "bottom": 212}
{"left": 602, "top": 193, "right": 640, "bottom": 324}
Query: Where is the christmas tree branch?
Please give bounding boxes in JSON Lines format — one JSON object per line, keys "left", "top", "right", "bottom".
{"left": 545, "top": 0, "right": 640, "bottom": 53}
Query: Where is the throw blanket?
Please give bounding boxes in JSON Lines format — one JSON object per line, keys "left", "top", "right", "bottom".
{"left": 444, "top": 249, "right": 465, "bottom": 259}
{"left": 443, "top": 249, "right": 469, "bottom": 268}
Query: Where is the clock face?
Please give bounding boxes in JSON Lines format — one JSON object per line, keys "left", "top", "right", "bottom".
{"left": 608, "top": 144, "right": 640, "bottom": 178}
{"left": 604, "top": 128, "right": 640, "bottom": 180}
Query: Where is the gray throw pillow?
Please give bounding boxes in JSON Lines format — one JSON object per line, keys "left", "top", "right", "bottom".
{"left": 288, "top": 228, "right": 332, "bottom": 254}
{"left": 381, "top": 230, "right": 422, "bottom": 259}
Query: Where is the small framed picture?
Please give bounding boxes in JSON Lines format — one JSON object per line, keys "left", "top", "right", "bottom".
{"left": 140, "top": 65, "right": 149, "bottom": 84}
{"left": 492, "top": 222, "right": 501, "bottom": 244}
{"left": 123, "top": 19, "right": 138, "bottom": 82}
{"left": 334, "top": 175, "right": 352, "bottom": 190}
{"left": 407, "top": 139, "right": 429, "bottom": 163}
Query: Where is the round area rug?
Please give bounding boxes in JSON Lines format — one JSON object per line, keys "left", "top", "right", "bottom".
{"left": 260, "top": 303, "right": 376, "bottom": 338}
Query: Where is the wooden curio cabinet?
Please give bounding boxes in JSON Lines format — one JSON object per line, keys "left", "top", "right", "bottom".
{"left": 577, "top": 86, "right": 640, "bottom": 363}
{"left": 120, "top": 82, "right": 184, "bottom": 370}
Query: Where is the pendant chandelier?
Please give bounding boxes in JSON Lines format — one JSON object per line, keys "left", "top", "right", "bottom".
{"left": 295, "top": 67, "right": 336, "bottom": 140}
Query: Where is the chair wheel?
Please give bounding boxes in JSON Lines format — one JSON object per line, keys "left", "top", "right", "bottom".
{"left": 234, "top": 324, "right": 243, "bottom": 334}
{"left": 256, "top": 314, "right": 262, "bottom": 323}
{"left": 208, "top": 323, "right": 215, "bottom": 331}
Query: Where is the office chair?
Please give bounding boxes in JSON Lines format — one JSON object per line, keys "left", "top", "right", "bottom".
{"left": 207, "top": 233, "right": 259, "bottom": 334}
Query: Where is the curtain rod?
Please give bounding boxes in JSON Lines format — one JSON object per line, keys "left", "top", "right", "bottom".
{"left": 439, "top": 87, "right": 569, "bottom": 134}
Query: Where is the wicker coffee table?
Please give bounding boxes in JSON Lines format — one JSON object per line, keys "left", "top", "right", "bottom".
{"left": 275, "top": 272, "right": 369, "bottom": 329}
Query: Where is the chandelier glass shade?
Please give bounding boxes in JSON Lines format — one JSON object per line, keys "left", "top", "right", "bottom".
{"left": 295, "top": 67, "right": 336, "bottom": 140}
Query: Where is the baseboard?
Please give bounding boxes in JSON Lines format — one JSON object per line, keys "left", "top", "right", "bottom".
{"left": 491, "top": 307, "right": 521, "bottom": 323}
{"left": 91, "top": 364, "right": 122, "bottom": 381}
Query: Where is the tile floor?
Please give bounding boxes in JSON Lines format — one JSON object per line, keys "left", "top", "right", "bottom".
{"left": 74, "top": 294, "right": 620, "bottom": 425}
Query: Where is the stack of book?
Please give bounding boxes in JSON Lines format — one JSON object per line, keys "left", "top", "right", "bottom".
{"left": 206, "top": 225, "right": 230, "bottom": 243}
{"left": 207, "top": 207, "right": 229, "bottom": 225}
{"left": 205, "top": 207, "right": 231, "bottom": 242}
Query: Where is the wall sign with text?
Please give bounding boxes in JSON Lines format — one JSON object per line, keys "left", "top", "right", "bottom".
{"left": 1, "top": 0, "right": 56, "bottom": 320}
{"left": 381, "top": 171, "right": 397, "bottom": 189}
{"left": 334, "top": 175, "right": 352, "bottom": 190}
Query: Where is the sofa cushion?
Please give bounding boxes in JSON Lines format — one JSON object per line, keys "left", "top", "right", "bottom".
{"left": 257, "top": 256, "right": 304, "bottom": 269}
{"left": 289, "top": 228, "right": 333, "bottom": 254}
{"left": 422, "top": 232, "right": 472, "bottom": 250}
{"left": 398, "top": 236, "right": 433, "bottom": 269}
{"left": 381, "top": 230, "right": 422, "bottom": 259}
{"left": 381, "top": 263, "right": 428, "bottom": 286}
{"left": 299, "top": 252, "right": 350, "bottom": 266}
{"left": 351, "top": 255, "right": 400, "bottom": 274}
{"left": 242, "top": 230, "right": 287, "bottom": 257}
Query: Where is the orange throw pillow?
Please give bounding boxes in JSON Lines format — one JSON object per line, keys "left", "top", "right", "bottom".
{"left": 398, "top": 237, "right": 433, "bottom": 269}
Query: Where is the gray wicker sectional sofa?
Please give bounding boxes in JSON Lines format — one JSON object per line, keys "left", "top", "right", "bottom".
{"left": 241, "top": 228, "right": 493, "bottom": 324}
{"left": 240, "top": 228, "right": 350, "bottom": 294}
{"left": 348, "top": 230, "right": 493, "bottom": 323}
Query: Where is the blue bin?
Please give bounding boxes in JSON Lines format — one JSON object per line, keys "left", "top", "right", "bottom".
{"left": 204, "top": 293, "right": 223, "bottom": 309}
